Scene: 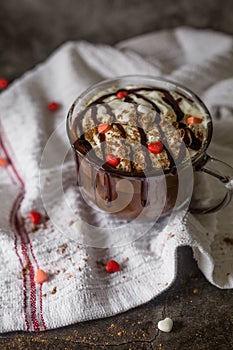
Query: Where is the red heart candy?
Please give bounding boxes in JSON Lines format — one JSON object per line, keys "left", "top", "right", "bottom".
{"left": 148, "top": 141, "right": 163, "bottom": 154}
{"left": 29, "top": 211, "right": 42, "bottom": 225}
{"left": 105, "top": 260, "right": 120, "bottom": 273}
{"left": 106, "top": 154, "right": 120, "bottom": 167}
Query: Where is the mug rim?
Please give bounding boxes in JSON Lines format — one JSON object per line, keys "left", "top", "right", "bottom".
{"left": 67, "top": 75, "right": 213, "bottom": 179}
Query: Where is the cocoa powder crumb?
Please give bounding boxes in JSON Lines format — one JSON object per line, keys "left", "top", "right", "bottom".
{"left": 61, "top": 243, "right": 68, "bottom": 253}
{"left": 193, "top": 288, "right": 199, "bottom": 295}
{"left": 167, "top": 233, "right": 175, "bottom": 239}
{"left": 32, "top": 225, "right": 39, "bottom": 233}
{"left": 51, "top": 286, "right": 57, "bottom": 295}
{"left": 223, "top": 237, "right": 233, "bottom": 245}
{"left": 68, "top": 220, "right": 74, "bottom": 226}
{"left": 78, "top": 267, "right": 82, "bottom": 271}
{"left": 96, "top": 259, "right": 105, "bottom": 267}
{"left": 22, "top": 260, "right": 30, "bottom": 276}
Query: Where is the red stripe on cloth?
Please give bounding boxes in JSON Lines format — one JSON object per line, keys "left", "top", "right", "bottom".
{"left": 10, "top": 192, "right": 30, "bottom": 332}
{"left": 1, "top": 125, "right": 47, "bottom": 331}
{"left": 20, "top": 212, "right": 47, "bottom": 331}
{"left": 14, "top": 203, "right": 41, "bottom": 332}
{"left": 39, "top": 285, "right": 47, "bottom": 331}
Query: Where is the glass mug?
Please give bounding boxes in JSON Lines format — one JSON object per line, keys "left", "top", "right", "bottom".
{"left": 67, "top": 76, "right": 233, "bottom": 221}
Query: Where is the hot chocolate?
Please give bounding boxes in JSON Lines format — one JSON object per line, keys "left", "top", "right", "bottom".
{"left": 67, "top": 77, "right": 214, "bottom": 220}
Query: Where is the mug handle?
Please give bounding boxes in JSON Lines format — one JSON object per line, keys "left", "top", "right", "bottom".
{"left": 190, "top": 154, "right": 233, "bottom": 214}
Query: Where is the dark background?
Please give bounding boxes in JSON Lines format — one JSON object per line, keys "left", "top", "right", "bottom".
{"left": 1, "top": 0, "right": 233, "bottom": 79}
{"left": 0, "top": 1, "right": 233, "bottom": 349}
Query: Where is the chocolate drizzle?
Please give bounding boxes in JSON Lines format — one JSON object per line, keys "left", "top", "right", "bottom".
{"left": 161, "top": 91, "right": 184, "bottom": 122}
{"left": 113, "top": 123, "right": 126, "bottom": 138}
{"left": 134, "top": 92, "right": 161, "bottom": 119}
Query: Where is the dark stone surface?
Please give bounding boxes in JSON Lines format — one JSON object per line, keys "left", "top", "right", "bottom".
{"left": 0, "top": 0, "right": 233, "bottom": 80}
{"left": 0, "top": 1, "right": 233, "bottom": 349}
{"left": 1, "top": 248, "right": 233, "bottom": 350}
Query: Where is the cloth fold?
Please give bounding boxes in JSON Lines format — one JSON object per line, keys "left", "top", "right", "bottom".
{"left": 0, "top": 27, "right": 233, "bottom": 332}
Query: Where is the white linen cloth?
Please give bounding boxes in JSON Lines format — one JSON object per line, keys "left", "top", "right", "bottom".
{"left": 0, "top": 27, "right": 233, "bottom": 332}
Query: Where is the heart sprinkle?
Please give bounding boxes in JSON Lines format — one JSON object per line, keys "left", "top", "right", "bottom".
{"left": 29, "top": 211, "right": 42, "bottom": 225}
{"left": 116, "top": 91, "right": 128, "bottom": 99}
{"left": 186, "top": 116, "right": 203, "bottom": 124}
{"left": 98, "top": 123, "right": 111, "bottom": 134}
{"left": 148, "top": 141, "right": 163, "bottom": 154}
{"left": 105, "top": 260, "right": 120, "bottom": 273}
{"left": 0, "top": 78, "right": 9, "bottom": 90}
{"left": 106, "top": 154, "right": 120, "bottom": 167}
{"left": 48, "top": 101, "right": 60, "bottom": 111}
{"left": 0, "top": 157, "right": 9, "bottom": 167}
{"left": 157, "top": 317, "right": 173, "bottom": 332}
{"left": 34, "top": 269, "right": 48, "bottom": 284}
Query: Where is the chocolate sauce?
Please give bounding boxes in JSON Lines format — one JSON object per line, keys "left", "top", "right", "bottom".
{"left": 188, "top": 129, "right": 202, "bottom": 150}
{"left": 134, "top": 92, "right": 161, "bottom": 123}
{"left": 113, "top": 123, "right": 127, "bottom": 138}
{"left": 161, "top": 91, "right": 184, "bottom": 122}
{"left": 140, "top": 178, "right": 148, "bottom": 207}
{"left": 104, "top": 172, "right": 112, "bottom": 203}
{"left": 73, "top": 150, "right": 80, "bottom": 185}
{"left": 179, "top": 124, "right": 202, "bottom": 151}
{"left": 73, "top": 136, "right": 92, "bottom": 155}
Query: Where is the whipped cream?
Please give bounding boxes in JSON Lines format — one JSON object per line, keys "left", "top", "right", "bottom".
{"left": 73, "top": 85, "right": 210, "bottom": 174}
